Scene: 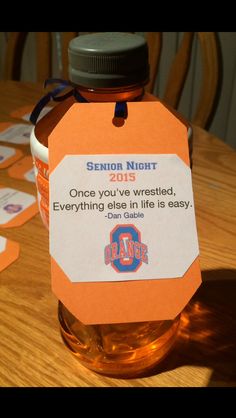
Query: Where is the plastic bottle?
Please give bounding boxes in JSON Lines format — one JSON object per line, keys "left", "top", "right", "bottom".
{"left": 31, "top": 32, "right": 184, "bottom": 377}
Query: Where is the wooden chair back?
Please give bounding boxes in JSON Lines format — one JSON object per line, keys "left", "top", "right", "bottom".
{"left": 145, "top": 32, "right": 219, "bottom": 128}
{"left": 3, "top": 32, "right": 77, "bottom": 82}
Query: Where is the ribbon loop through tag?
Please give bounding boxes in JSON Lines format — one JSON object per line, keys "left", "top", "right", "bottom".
{"left": 30, "top": 78, "right": 128, "bottom": 125}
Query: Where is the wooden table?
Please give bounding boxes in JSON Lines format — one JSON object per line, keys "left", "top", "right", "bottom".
{"left": 0, "top": 81, "right": 235, "bottom": 387}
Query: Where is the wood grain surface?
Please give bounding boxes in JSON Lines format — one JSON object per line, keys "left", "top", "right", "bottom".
{"left": 0, "top": 81, "right": 235, "bottom": 387}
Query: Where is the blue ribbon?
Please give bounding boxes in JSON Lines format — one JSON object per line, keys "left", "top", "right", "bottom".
{"left": 30, "top": 79, "right": 81, "bottom": 124}
{"left": 30, "top": 78, "right": 128, "bottom": 125}
{"left": 114, "top": 101, "right": 128, "bottom": 119}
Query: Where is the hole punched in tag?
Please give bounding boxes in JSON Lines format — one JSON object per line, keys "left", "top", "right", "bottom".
{"left": 112, "top": 102, "right": 128, "bottom": 127}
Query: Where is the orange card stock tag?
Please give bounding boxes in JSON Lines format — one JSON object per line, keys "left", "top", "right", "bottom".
{"left": 0, "top": 186, "right": 38, "bottom": 227}
{"left": 10, "top": 105, "right": 52, "bottom": 122}
{"left": 0, "top": 122, "right": 32, "bottom": 145}
{"left": 8, "top": 156, "right": 35, "bottom": 182}
{"left": 0, "top": 235, "right": 20, "bottom": 272}
{"left": 49, "top": 102, "right": 202, "bottom": 324}
{"left": 0, "top": 145, "right": 23, "bottom": 169}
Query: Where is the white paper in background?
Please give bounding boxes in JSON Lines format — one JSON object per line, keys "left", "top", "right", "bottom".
{"left": 0, "top": 187, "right": 36, "bottom": 224}
{"left": 24, "top": 168, "right": 35, "bottom": 183}
{"left": 0, "top": 235, "right": 6, "bottom": 253}
{"left": 0, "top": 145, "right": 15, "bottom": 163}
{"left": 22, "top": 106, "right": 52, "bottom": 122}
{"left": 0, "top": 234, "right": 20, "bottom": 272}
{"left": 0, "top": 124, "right": 33, "bottom": 144}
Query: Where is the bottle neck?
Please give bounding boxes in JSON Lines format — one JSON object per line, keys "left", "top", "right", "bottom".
{"left": 75, "top": 84, "right": 145, "bottom": 103}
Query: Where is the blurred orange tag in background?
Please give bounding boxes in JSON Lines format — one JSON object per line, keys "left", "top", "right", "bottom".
{"left": 8, "top": 155, "right": 35, "bottom": 183}
{"left": 0, "top": 186, "right": 38, "bottom": 228}
{"left": 0, "top": 235, "right": 19, "bottom": 272}
{"left": 0, "top": 145, "right": 23, "bottom": 169}
{"left": 0, "top": 122, "right": 32, "bottom": 145}
{"left": 49, "top": 102, "right": 202, "bottom": 325}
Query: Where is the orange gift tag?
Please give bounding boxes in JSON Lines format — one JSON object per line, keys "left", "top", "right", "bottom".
{"left": 0, "top": 145, "right": 23, "bottom": 169}
{"left": 0, "top": 235, "right": 20, "bottom": 272}
{"left": 0, "top": 122, "right": 32, "bottom": 145}
{"left": 0, "top": 186, "right": 38, "bottom": 228}
{"left": 8, "top": 155, "right": 35, "bottom": 182}
{"left": 49, "top": 101, "right": 202, "bottom": 324}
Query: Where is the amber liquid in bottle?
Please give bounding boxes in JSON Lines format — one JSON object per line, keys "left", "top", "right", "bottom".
{"left": 36, "top": 84, "right": 181, "bottom": 377}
